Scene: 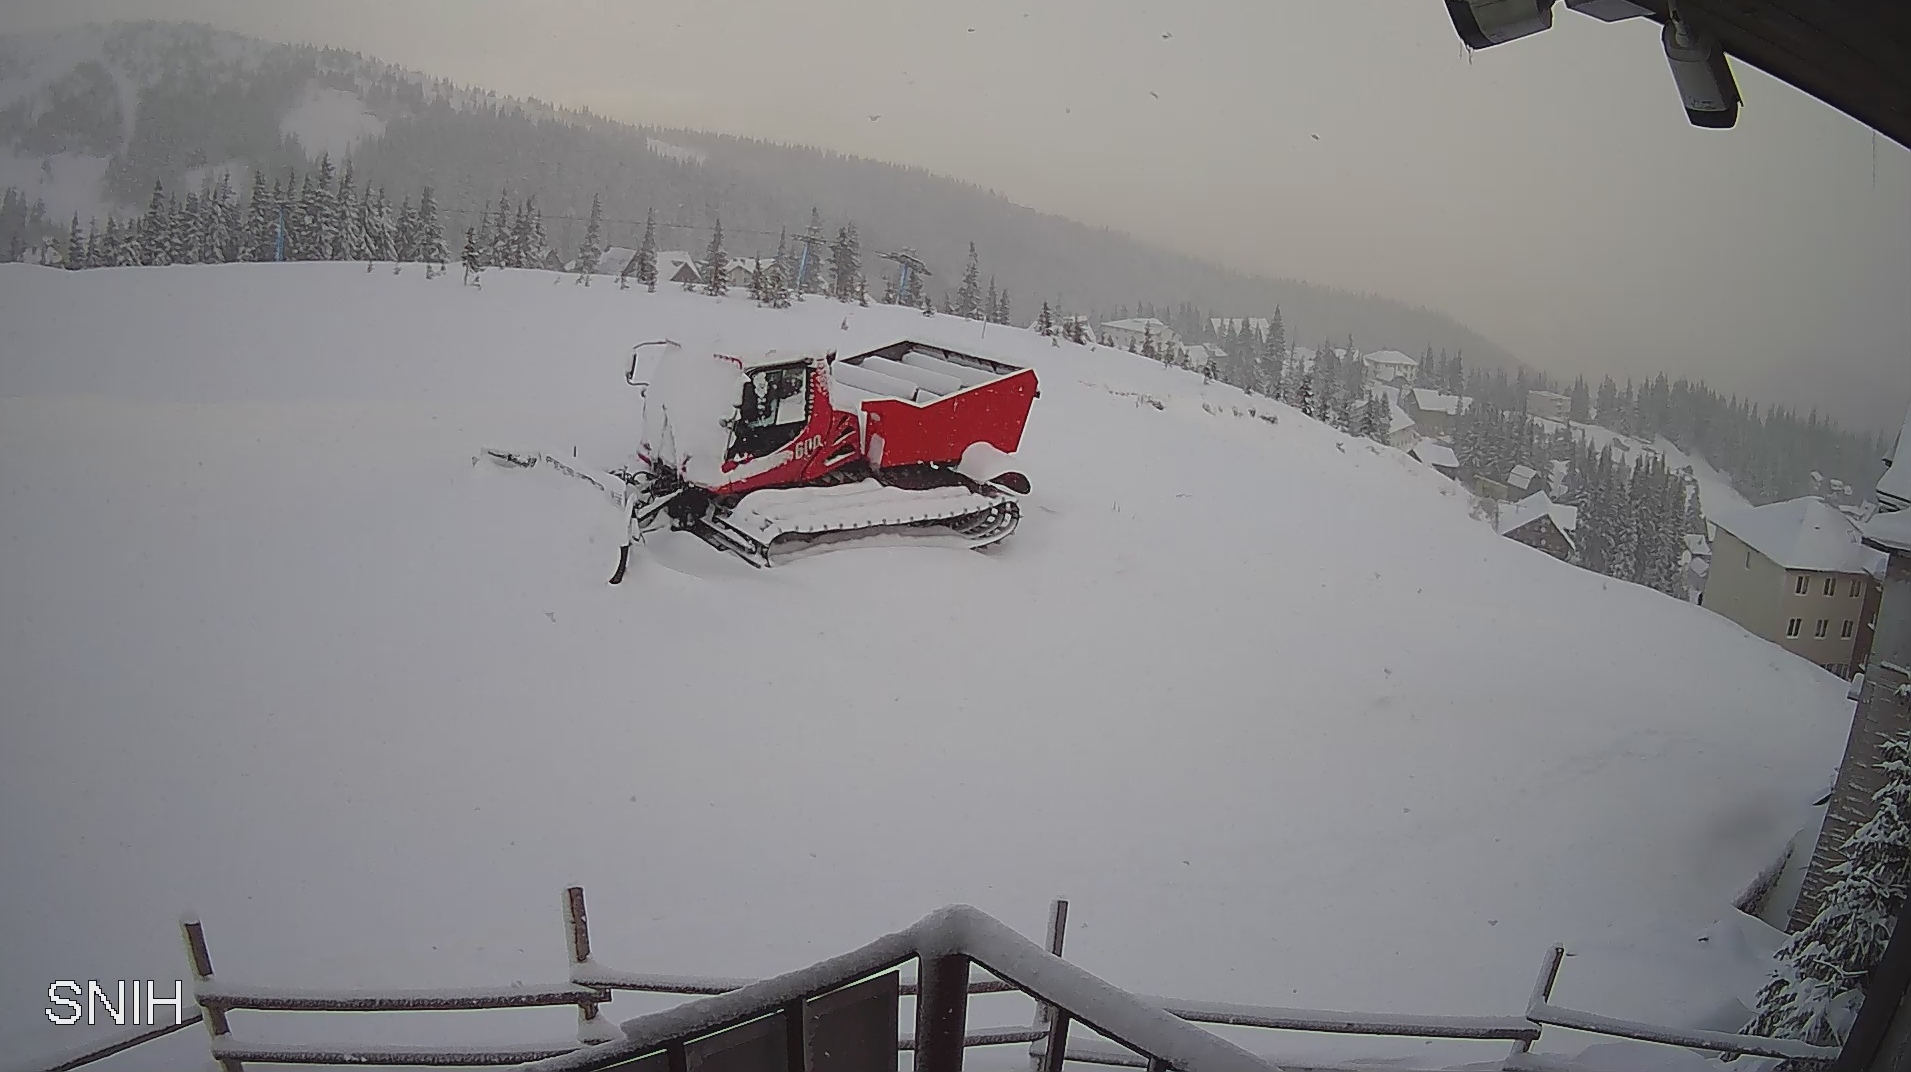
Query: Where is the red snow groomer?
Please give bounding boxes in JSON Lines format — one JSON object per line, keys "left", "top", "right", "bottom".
{"left": 484, "top": 339, "right": 1037, "bottom": 578}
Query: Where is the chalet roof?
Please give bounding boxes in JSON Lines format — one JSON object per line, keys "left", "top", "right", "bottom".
{"left": 1209, "top": 317, "right": 1269, "bottom": 334}
{"left": 1497, "top": 492, "right": 1578, "bottom": 540}
{"left": 1714, "top": 497, "right": 1887, "bottom": 574}
{"left": 1684, "top": 533, "right": 1711, "bottom": 557}
{"left": 1101, "top": 317, "right": 1171, "bottom": 334}
{"left": 1410, "top": 388, "right": 1464, "bottom": 416}
{"left": 1507, "top": 464, "right": 1539, "bottom": 491}
{"left": 1411, "top": 441, "right": 1459, "bottom": 469}
{"left": 1879, "top": 404, "right": 1911, "bottom": 513}
{"left": 1361, "top": 349, "right": 1419, "bottom": 368}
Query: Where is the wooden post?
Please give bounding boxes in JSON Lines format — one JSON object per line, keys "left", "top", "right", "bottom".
{"left": 1039, "top": 900, "right": 1071, "bottom": 1072}
{"left": 1509, "top": 945, "right": 1565, "bottom": 1062}
{"left": 784, "top": 999, "right": 810, "bottom": 1072}
{"left": 181, "top": 915, "right": 245, "bottom": 1072}
{"left": 565, "top": 885, "right": 611, "bottom": 1041}
{"left": 913, "top": 954, "right": 970, "bottom": 1072}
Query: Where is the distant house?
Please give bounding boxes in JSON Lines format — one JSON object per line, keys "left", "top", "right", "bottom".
{"left": 1359, "top": 349, "right": 1419, "bottom": 384}
{"left": 1526, "top": 390, "right": 1571, "bottom": 422}
{"left": 1703, "top": 497, "right": 1886, "bottom": 678}
{"left": 1209, "top": 317, "right": 1269, "bottom": 336}
{"left": 1496, "top": 492, "right": 1578, "bottom": 561}
{"left": 1401, "top": 388, "right": 1467, "bottom": 438}
{"left": 1099, "top": 318, "right": 1179, "bottom": 351}
{"left": 564, "top": 245, "right": 638, "bottom": 275}
{"left": 1382, "top": 395, "right": 1417, "bottom": 449}
{"left": 1410, "top": 440, "right": 1460, "bottom": 478}
{"left": 1182, "top": 343, "right": 1227, "bottom": 373}
{"left": 1685, "top": 555, "right": 1709, "bottom": 602}
{"left": 655, "top": 251, "right": 702, "bottom": 285}
{"left": 1506, "top": 464, "right": 1542, "bottom": 497}
{"left": 724, "top": 256, "right": 776, "bottom": 289}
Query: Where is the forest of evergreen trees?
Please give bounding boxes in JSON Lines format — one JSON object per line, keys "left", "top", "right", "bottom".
{"left": 1, "top": 154, "right": 451, "bottom": 269}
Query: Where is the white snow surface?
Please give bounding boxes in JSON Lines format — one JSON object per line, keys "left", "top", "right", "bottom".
{"left": 0, "top": 263, "right": 1857, "bottom": 1068}
{"left": 279, "top": 84, "right": 385, "bottom": 161}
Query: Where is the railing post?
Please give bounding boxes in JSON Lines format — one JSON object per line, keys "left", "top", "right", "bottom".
{"left": 1509, "top": 945, "right": 1565, "bottom": 1064}
{"left": 181, "top": 915, "right": 244, "bottom": 1072}
{"left": 914, "top": 953, "right": 970, "bottom": 1072}
{"left": 1034, "top": 900, "right": 1071, "bottom": 1072}
{"left": 566, "top": 885, "right": 614, "bottom": 1043}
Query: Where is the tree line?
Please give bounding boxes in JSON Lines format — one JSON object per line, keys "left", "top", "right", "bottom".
{"left": 3, "top": 153, "right": 450, "bottom": 270}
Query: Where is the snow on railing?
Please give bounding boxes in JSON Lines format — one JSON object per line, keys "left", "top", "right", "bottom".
{"left": 8, "top": 891, "right": 1849, "bottom": 1072}
{"left": 0, "top": 1014, "right": 204, "bottom": 1072}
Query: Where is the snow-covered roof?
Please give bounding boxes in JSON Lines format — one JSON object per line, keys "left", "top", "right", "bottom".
{"left": 1878, "top": 404, "right": 1911, "bottom": 513}
{"left": 1209, "top": 317, "right": 1269, "bottom": 335}
{"left": 1183, "top": 344, "right": 1218, "bottom": 367}
{"left": 1410, "top": 388, "right": 1463, "bottom": 416}
{"left": 1684, "top": 533, "right": 1711, "bottom": 557}
{"left": 1360, "top": 349, "right": 1418, "bottom": 368}
{"left": 1689, "top": 556, "right": 1710, "bottom": 579}
{"left": 1528, "top": 390, "right": 1569, "bottom": 405}
{"left": 1497, "top": 492, "right": 1577, "bottom": 540}
{"left": 1507, "top": 464, "right": 1538, "bottom": 491}
{"left": 1864, "top": 508, "right": 1911, "bottom": 555}
{"left": 1411, "top": 441, "right": 1458, "bottom": 469}
{"left": 1713, "top": 497, "right": 1888, "bottom": 575}
{"left": 1101, "top": 318, "right": 1171, "bottom": 333}
{"left": 1387, "top": 397, "right": 1415, "bottom": 435}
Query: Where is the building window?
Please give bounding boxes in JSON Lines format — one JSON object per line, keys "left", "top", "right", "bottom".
{"left": 1824, "top": 577, "right": 1837, "bottom": 596}
{"left": 1851, "top": 578, "right": 1864, "bottom": 597}
{"left": 1795, "top": 575, "right": 1810, "bottom": 594}
{"left": 1815, "top": 619, "right": 1830, "bottom": 638}
{"left": 1843, "top": 619, "right": 1855, "bottom": 639}
{"left": 1787, "top": 618, "right": 1802, "bottom": 637}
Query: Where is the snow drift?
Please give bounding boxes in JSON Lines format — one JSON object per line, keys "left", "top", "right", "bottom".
{"left": 0, "top": 262, "right": 1852, "bottom": 1067}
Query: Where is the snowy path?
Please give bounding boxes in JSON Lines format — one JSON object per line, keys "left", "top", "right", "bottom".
{"left": 0, "top": 263, "right": 1847, "bottom": 1067}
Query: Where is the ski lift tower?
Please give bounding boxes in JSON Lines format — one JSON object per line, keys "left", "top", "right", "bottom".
{"left": 793, "top": 228, "right": 830, "bottom": 296}
{"left": 878, "top": 248, "right": 930, "bottom": 306}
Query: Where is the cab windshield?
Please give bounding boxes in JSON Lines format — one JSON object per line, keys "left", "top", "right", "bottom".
{"left": 730, "top": 363, "right": 809, "bottom": 460}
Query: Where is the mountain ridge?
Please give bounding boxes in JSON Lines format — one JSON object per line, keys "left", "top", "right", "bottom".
{"left": 0, "top": 19, "right": 1520, "bottom": 368}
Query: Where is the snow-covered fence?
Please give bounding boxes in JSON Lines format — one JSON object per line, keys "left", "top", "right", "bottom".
{"left": 1512, "top": 945, "right": 1842, "bottom": 1066}
{"left": 11, "top": 891, "right": 1844, "bottom": 1072}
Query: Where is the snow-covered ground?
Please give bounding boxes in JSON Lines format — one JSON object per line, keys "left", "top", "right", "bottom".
{"left": 0, "top": 263, "right": 1853, "bottom": 1069}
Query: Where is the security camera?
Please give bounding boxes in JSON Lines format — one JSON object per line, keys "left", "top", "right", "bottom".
{"left": 1445, "top": 0, "right": 1555, "bottom": 49}
{"left": 1661, "top": 15, "right": 1740, "bottom": 128}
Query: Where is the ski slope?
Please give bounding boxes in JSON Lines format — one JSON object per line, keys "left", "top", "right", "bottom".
{"left": 0, "top": 263, "right": 1853, "bottom": 1069}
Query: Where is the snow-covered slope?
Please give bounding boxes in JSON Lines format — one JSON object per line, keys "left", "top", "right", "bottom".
{"left": 0, "top": 263, "right": 1851, "bottom": 1067}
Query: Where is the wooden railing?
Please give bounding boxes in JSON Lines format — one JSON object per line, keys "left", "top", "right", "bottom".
{"left": 6, "top": 889, "right": 1843, "bottom": 1072}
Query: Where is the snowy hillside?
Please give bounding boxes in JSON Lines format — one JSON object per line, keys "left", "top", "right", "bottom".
{"left": 0, "top": 263, "right": 1855, "bottom": 1068}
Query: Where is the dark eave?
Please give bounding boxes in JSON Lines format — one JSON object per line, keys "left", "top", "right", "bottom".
{"left": 1623, "top": 0, "right": 1911, "bottom": 146}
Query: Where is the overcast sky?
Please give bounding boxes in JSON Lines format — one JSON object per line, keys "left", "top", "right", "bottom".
{"left": 7, "top": 0, "right": 1909, "bottom": 430}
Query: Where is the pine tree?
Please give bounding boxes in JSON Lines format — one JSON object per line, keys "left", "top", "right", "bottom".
{"left": 749, "top": 250, "right": 766, "bottom": 303}
{"left": 488, "top": 191, "right": 512, "bottom": 267}
{"left": 395, "top": 196, "right": 420, "bottom": 262}
{"left": 1748, "top": 732, "right": 1911, "bottom": 1053}
{"left": 997, "top": 288, "right": 1011, "bottom": 326}
{"left": 1570, "top": 376, "right": 1591, "bottom": 423}
{"left": 702, "top": 215, "right": 728, "bottom": 296}
{"left": 417, "top": 186, "right": 446, "bottom": 266}
{"left": 1037, "top": 301, "right": 1055, "bottom": 337}
{"left": 139, "top": 180, "right": 169, "bottom": 266}
{"left": 637, "top": 208, "right": 658, "bottom": 291}
{"left": 984, "top": 276, "right": 997, "bottom": 325}
{"left": 575, "top": 193, "right": 603, "bottom": 282}
{"left": 99, "top": 217, "right": 118, "bottom": 268}
{"left": 956, "top": 242, "right": 981, "bottom": 318}
{"left": 461, "top": 228, "right": 483, "bottom": 287}
{"left": 830, "top": 223, "right": 860, "bottom": 301}
{"left": 64, "top": 214, "right": 82, "bottom": 269}
{"left": 113, "top": 217, "right": 140, "bottom": 267}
